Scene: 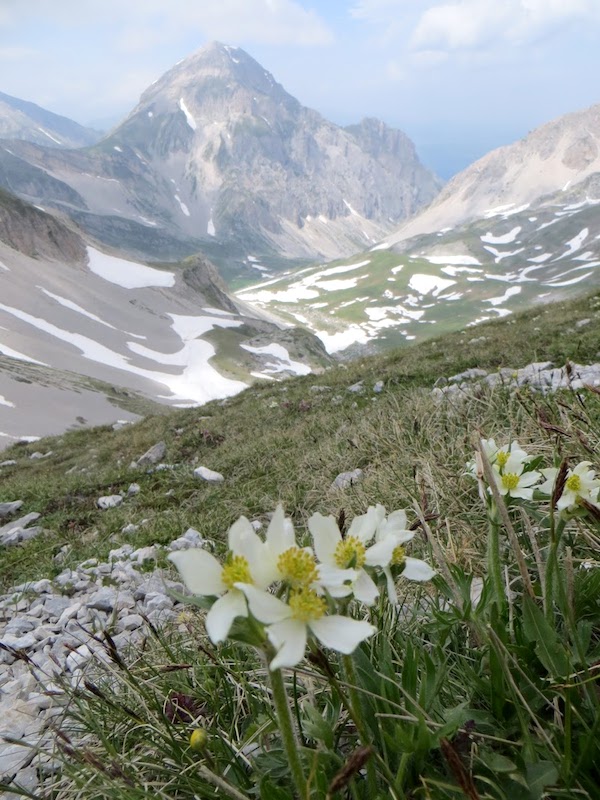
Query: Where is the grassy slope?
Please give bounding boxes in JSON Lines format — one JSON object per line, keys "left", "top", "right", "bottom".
{"left": 1, "top": 289, "right": 599, "bottom": 592}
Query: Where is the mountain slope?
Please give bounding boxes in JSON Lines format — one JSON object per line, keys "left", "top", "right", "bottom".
{"left": 236, "top": 179, "right": 600, "bottom": 354}
{"left": 0, "top": 43, "right": 440, "bottom": 272}
{"left": 0, "top": 90, "right": 101, "bottom": 148}
{"left": 388, "top": 103, "right": 600, "bottom": 245}
{"left": 0, "top": 191, "right": 331, "bottom": 446}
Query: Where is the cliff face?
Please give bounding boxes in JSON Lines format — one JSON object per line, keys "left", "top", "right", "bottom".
{"left": 0, "top": 188, "right": 86, "bottom": 262}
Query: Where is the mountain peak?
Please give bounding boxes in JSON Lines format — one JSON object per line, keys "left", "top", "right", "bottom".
{"left": 0, "top": 45, "right": 441, "bottom": 266}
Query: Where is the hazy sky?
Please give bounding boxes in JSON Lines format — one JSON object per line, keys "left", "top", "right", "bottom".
{"left": 1, "top": 1, "right": 599, "bottom": 177}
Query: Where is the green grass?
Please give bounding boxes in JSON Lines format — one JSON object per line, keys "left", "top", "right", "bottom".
{"left": 2, "top": 290, "right": 600, "bottom": 799}
{"left": 1, "top": 290, "right": 599, "bottom": 592}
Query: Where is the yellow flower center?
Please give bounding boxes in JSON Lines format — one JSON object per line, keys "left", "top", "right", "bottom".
{"left": 334, "top": 536, "right": 366, "bottom": 569}
{"left": 501, "top": 473, "right": 520, "bottom": 491}
{"left": 391, "top": 545, "right": 406, "bottom": 567}
{"left": 496, "top": 451, "right": 509, "bottom": 468}
{"left": 288, "top": 588, "right": 326, "bottom": 622}
{"left": 221, "top": 554, "right": 252, "bottom": 590}
{"left": 277, "top": 547, "right": 318, "bottom": 587}
{"left": 566, "top": 474, "right": 582, "bottom": 493}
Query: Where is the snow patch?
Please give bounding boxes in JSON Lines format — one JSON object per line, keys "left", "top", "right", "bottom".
{"left": 343, "top": 199, "right": 360, "bottom": 216}
{"left": 481, "top": 226, "right": 521, "bottom": 245}
{"left": 483, "top": 286, "right": 522, "bottom": 306}
{"left": 179, "top": 98, "right": 197, "bottom": 130}
{"left": 174, "top": 195, "right": 190, "bottom": 217}
{"left": 556, "top": 228, "right": 588, "bottom": 259}
{"left": 0, "top": 342, "right": 47, "bottom": 365}
{"left": 408, "top": 274, "right": 456, "bottom": 296}
{"left": 546, "top": 272, "right": 593, "bottom": 288}
{"left": 315, "top": 326, "right": 370, "bottom": 354}
{"left": 37, "top": 127, "right": 61, "bottom": 144}
{"left": 37, "top": 287, "right": 117, "bottom": 330}
{"left": 86, "top": 247, "right": 175, "bottom": 289}
{"left": 241, "top": 343, "right": 311, "bottom": 376}
{"left": 424, "top": 255, "right": 481, "bottom": 266}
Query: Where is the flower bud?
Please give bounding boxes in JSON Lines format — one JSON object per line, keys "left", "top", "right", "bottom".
{"left": 189, "top": 728, "right": 209, "bottom": 752}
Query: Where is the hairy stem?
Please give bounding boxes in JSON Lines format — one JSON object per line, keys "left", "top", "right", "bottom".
{"left": 269, "top": 666, "right": 307, "bottom": 799}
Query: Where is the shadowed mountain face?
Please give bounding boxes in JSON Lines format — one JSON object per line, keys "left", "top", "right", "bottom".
{"left": 0, "top": 91, "right": 101, "bottom": 148}
{"left": 0, "top": 190, "right": 331, "bottom": 448}
{"left": 0, "top": 43, "right": 441, "bottom": 274}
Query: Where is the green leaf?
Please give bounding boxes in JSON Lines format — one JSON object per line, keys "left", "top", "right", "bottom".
{"left": 522, "top": 595, "right": 570, "bottom": 677}
{"left": 525, "top": 762, "right": 558, "bottom": 799}
{"left": 168, "top": 588, "right": 213, "bottom": 610}
{"left": 482, "top": 752, "right": 518, "bottom": 773}
{"left": 303, "top": 703, "right": 334, "bottom": 749}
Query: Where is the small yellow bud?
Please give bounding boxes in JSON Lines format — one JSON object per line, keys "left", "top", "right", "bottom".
{"left": 189, "top": 728, "right": 209, "bottom": 752}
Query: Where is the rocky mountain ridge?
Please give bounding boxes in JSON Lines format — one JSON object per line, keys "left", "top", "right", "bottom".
{"left": 0, "top": 43, "right": 441, "bottom": 275}
{"left": 388, "top": 102, "right": 600, "bottom": 245}
{"left": 0, "top": 91, "right": 101, "bottom": 149}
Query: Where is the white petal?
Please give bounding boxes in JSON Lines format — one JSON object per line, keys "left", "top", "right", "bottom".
{"left": 517, "top": 470, "right": 541, "bottom": 487}
{"left": 205, "top": 590, "right": 247, "bottom": 643}
{"left": 228, "top": 518, "right": 277, "bottom": 587}
{"left": 505, "top": 453, "right": 526, "bottom": 476}
{"left": 347, "top": 504, "right": 385, "bottom": 543}
{"left": 376, "top": 509, "right": 409, "bottom": 541}
{"left": 235, "top": 583, "right": 290, "bottom": 624}
{"left": 316, "top": 563, "right": 356, "bottom": 588}
{"left": 538, "top": 469, "right": 557, "bottom": 495}
{"left": 481, "top": 438, "right": 498, "bottom": 462}
{"left": 384, "top": 566, "right": 398, "bottom": 605}
{"left": 168, "top": 549, "right": 225, "bottom": 596}
{"left": 364, "top": 536, "right": 399, "bottom": 567}
{"left": 228, "top": 516, "right": 262, "bottom": 556}
{"left": 266, "top": 504, "right": 296, "bottom": 556}
{"left": 573, "top": 461, "right": 592, "bottom": 476}
{"left": 309, "top": 615, "right": 376, "bottom": 654}
{"left": 402, "top": 557, "right": 436, "bottom": 582}
{"left": 556, "top": 491, "right": 576, "bottom": 511}
{"left": 512, "top": 487, "right": 535, "bottom": 500}
{"left": 268, "top": 619, "right": 308, "bottom": 670}
{"left": 308, "top": 513, "right": 341, "bottom": 564}
{"left": 508, "top": 441, "right": 530, "bottom": 463}
{"left": 352, "top": 570, "right": 379, "bottom": 606}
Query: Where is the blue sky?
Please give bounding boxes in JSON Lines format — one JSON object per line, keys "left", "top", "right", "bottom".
{"left": 1, "top": 0, "right": 599, "bottom": 178}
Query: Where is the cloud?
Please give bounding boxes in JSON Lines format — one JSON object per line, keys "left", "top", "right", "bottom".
{"left": 0, "top": 46, "right": 38, "bottom": 61}
{"left": 2, "top": 0, "right": 333, "bottom": 47}
{"left": 351, "top": 0, "right": 600, "bottom": 53}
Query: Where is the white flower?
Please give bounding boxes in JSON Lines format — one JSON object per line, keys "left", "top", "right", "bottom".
{"left": 365, "top": 514, "right": 436, "bottom": 604}
{"left": 168, "top": 516, "right": 272, "bottom": 644}
{"left": 539, "top": 462, "right": 600, "bottom": 511}
{"left": 267, "top": 505, "right": 356, "bottom": 597}
{"left": 308, "top": 509, "right": 380, "bottom": 604}
{"left": 236, "top": 583, "right": 376, "bottom": 670}
{"left": 491, "top": 452, "right": 541, "bottom": 501}
{"left": 468, "top": 438, "right": 531, "bottom": 477}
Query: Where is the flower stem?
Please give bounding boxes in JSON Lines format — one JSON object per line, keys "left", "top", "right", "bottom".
{"left": 487, "top": 507, "right": 506, "bottom": 612}
{"left": 342, "top": 654, "right": 378, "bottom": 796}
{"left": 544, "top": 516, "right": 566, "bottom": 622}
{"left": 269, "top": 666, "right": 307, "bottom": 799}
